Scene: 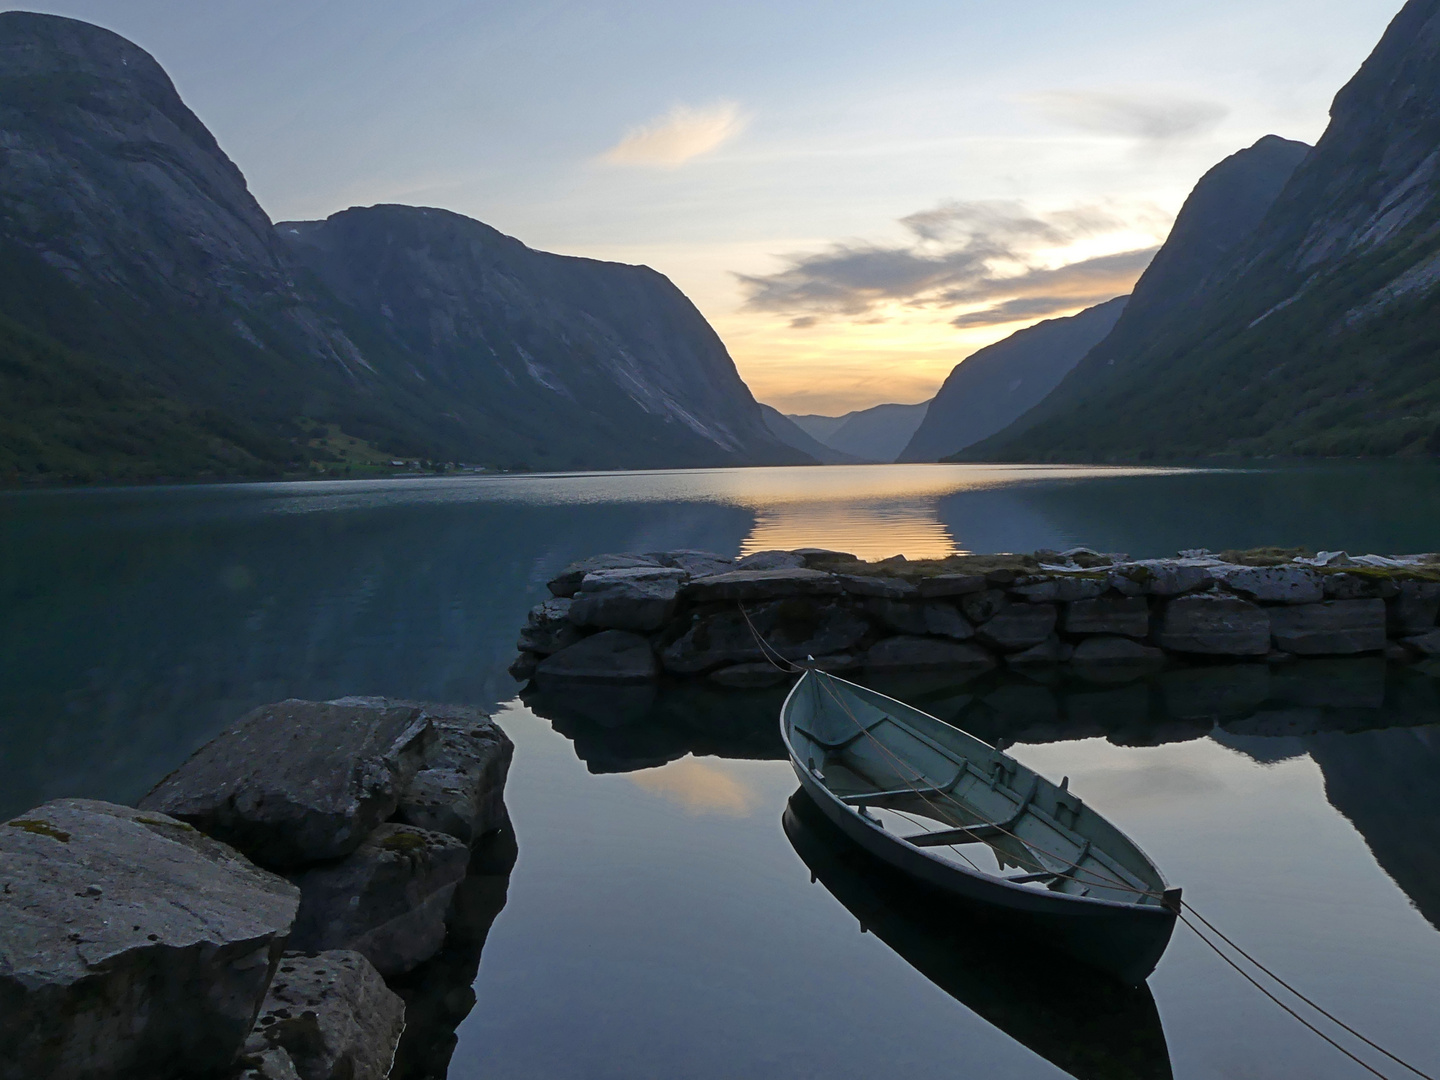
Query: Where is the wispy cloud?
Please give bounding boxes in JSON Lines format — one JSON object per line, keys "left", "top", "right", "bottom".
{"left": 601, "top": 101, "right": 748, "bottom": 166}
{"left": 1028, "top": 90, "right": 1228, "bottom": 142}
{"left": 736, "top": 200, "right": 1161, "bottom": 330}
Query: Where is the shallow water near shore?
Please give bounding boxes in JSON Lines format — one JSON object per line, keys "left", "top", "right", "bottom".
{"left": 4, "top": 461, "right": 1440, "bottom": 1078}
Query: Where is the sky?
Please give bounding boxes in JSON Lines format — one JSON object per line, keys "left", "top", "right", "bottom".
{"left": 25, "top": 0, "right": 1404, "bottom": 413}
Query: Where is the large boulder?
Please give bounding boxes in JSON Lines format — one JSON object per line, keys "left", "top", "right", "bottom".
{"left": 1323, "top": 572, "right": 1399, "bottom": 600}
{"left": 546, "top": 554, "right": 661, "bottom": 598}
{"left": 516, "top": 597, "right": 581, "bottom": 655}
{"left": 287, "top": 823, "right": 470, "bottom": 977}
{"left": 0, "top": 800, "right": 299, "bottom": 1080}
{"left": 243, "top": 951, "right": 405, "bottom": 1080}
{"left": 1218, "top": 565, "right": 1324, "bottom": 604}
{"left": 1062, "top": 596, "right": 1151, "bottom": 638}
{"left": 368, "top": 701, "right": 514, "bottom": 845}
{"left": 682, "top": 567, "right": 842, "bottom": 602}
{"left": 1388, "top": 580, "right": 1440, "bottom": 634}
{"left": 1156, "top": 594, "right": 1270, "bottom": 656}
{"left": 1115, "top": 559, "right": 1217, "bottom": 596}
{"left": 140, "top": 699, "right": 435, "bottom": 868}
{"left": 569, "top": 567, "right": 687, "bottom": 632}
{"left": 661, "top": 600, "right": 868, "bottom": 674}
{"left": 864, "top": 636, "right": 998, "bottom": 675}
{"left": 974, "top": 603, "right": 1058, "bottom": 652}
{"left": 536, "top": 630, "right": 659, "bottom": 683}
{"left": 1268, "top": 599, "right": 1386, "bottom": 655}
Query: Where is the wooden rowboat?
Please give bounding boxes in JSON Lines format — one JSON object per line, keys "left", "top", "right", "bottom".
{"left": 781, "top": 668, "right": 1180, "bottom": 983}
{"left": 783, "top": 792, "right": 1174, "bottom": 1079}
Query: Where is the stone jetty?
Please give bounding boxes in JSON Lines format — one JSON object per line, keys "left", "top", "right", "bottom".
{"left": 0, "top": 697, "right": 513, "bottom": 1080}
{"left": 511, "top": 547, "right": 1440, "bottom": 688}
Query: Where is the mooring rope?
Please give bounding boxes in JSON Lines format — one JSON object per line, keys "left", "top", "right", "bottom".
{"left": 740, "top": 602, "right": 1436, "bottom": 1080}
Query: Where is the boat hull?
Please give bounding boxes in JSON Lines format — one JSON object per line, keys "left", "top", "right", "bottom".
{"left": 792, "top": 763, "right": 1175, "bottom": 982}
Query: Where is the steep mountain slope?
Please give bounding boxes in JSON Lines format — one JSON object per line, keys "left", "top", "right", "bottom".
{"left": 789, "top": 401, "right": 930, "bottom": 462}
{"left": 759, "top": 405, "right": 865, "bottom": 464}
{"left": 0, "top": 12, "right": 803, "bottom": 479}
{"left": 277, "top": 207, "right": 805, "bottom": 471}
{"left": 899, "top": 297, "right": 1127, "bottom": 462}
{"left": 967, "top": 0, "right": 1440, "bottom": 461}
{"left": 0, "top": 313, "right": 288, "bottom": 483}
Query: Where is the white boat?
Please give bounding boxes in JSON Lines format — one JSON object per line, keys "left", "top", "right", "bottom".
{"left": 780, "top": 668, "right": 1180, "bottom": 983}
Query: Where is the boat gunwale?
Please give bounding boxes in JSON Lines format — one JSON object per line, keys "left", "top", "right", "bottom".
{"left": 779, "top": 668, "right": 1174, "bottom": 916}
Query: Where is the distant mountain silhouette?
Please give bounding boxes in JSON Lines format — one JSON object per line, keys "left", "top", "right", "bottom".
{"left": 759, "top": 405, "right": 866, "bottom": 464}
{"left": 901, "top": 297, "right": 1127, "bottom": 462}
{"left": 788, "top": 401, "right": 930, "bottom": 462}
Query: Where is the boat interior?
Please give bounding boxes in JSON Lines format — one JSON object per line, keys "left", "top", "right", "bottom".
{"left": 786, "top": 672, "right": 1171, "bottom": 908}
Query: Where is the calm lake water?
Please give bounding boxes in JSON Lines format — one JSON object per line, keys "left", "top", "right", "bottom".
{"left": 4, "top": 462, "right": 1440, "bottom": 1079}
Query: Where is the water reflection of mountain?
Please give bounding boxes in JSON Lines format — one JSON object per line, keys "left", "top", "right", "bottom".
{"left": 783, "top": 792, "right": 1173, "bottom": 1080}
{"left": 1304, "top": 726, "right": 1440, "bottom": 932}
{"left": 0, "top": 488, "right": 751, "bottom": 819}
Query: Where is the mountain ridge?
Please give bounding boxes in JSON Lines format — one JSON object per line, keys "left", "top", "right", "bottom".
{"left": 964, "top": 0, "right": 1440, "bottom": 461}
{"left": 900, "top": 296, "right": 1127, "bottom": 462}
{"left": 0, "top": 11, "right": 807, "bottom": 481}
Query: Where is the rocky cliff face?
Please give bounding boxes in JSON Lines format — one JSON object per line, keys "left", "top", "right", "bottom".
{"left": 964, "top": 133, "right": 1311, "bottom": 460}
{"left": 278, "top": 206, "right": 804, "bottom": 470}
{"left": 900, "top": 297, "right": 1127, "bottom": 462}
{"left": 0, "top": 13, "right": 802, "bottom": 477}
{"left": 969, "top": 0, "right": 1440, "bottom": 461}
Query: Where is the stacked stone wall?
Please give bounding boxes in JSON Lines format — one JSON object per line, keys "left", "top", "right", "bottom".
{"left": 511, "top": 547, "right": 1440, "bottom": 688}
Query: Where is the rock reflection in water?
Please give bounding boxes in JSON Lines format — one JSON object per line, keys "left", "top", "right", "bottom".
{"left": 783, "top": 791, "right": 1173, "bottom": 1080}
{"left": 521, "top": 681, "right": 787, "bottom": 773}
{"left": 388, "top": 823, "right": 517, "bottom": 1080}
{"left": 528, "top": 661, "right": 1440, "bottom": 778}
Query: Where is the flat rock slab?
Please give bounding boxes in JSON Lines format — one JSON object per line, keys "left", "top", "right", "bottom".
{"left": 140, "top": 699, "right": 435, "bottom": 869}
{"left": 1217, "top": 565, "right": 1324, "bottom": 604}
{"left": 651, "top": 549, "right": 735, "bottom": 577}
{"left": 1157, "top": 594, "right": 1270, "bottom": 656}
{"left": 537, "top": 630, "right": 658, "bottom": 683}
{"left": 683, "top": 567, "right": 842, "bottom": 602}
{"left": 734, "top": 550, "right": 807, "bottom": 571}
{"left": 569, "top": 567, "right": 687, "bottom": 632}
{"left": 287, "top": 823, "right": 470, "bottom": 977}
{"left": 0, "top": 799, "right": 299, "bottom": 1080}
{"left": 244, "top": 950, "right": 404, "bottom": 1080}
{"left": 1269, "top": 599, "right": 1386, "bottom": 655}
{"left": 547, "top": 553, "right": 661, "bottom": 598}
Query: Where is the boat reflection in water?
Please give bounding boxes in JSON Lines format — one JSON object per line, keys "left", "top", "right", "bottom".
{"left": 783, "top": 791, "right": 1174, "bottom": 1080}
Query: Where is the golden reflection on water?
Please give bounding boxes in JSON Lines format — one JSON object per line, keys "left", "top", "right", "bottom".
{"left": 744, "top": 501, "right": 957, "bottom": 560}
{"left": 720, "top": 464, "right": 1183, "bottom": 560}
